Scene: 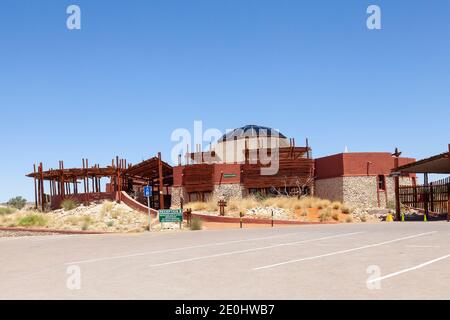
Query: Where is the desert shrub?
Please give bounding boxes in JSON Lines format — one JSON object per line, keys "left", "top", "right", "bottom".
{"left": 101, "top": 201, "right": 115, "bottom": 214}
{"left": 0, "top": 207, "right": 16, "bottom": 215}
{"left": 81, "top": 216, "right": 92, "bottom": 230}
{"left": 205, "top": 200, "right": 218, "bottom": 212}
{"left": 110, "top": 208, "right": 125, "bottom": 219}
{"left": 317, "top": 200, "right": 331, "bottom": 210}
{"left": 106, "top": 220, "right": 114, "bottom": 227}
{"left": 341, "top": 205, "right": 352, "bottom": 214}
{"left": 7, "top": 196, "right": 27, "bottom": 210}
{"left": 186, "top": 202, "right": 207, "bottom": 211}
{"left": 319, "top": 208, "right": 332, "bottom": 222}
{"left": 331, "top": 201, "right": 342, "bottom": 210}
{"left": 227, "top": 197, "right": 259, "bottom": 213}
{"left": 345, "top": 216, "right": 353, "bottom": 223}
{"left": 301, "top": 209, "right": 308, "bottom": 216}
{"left": 360, "top": 214, "right": 367, "bottom": 223}
{"left": 332, "top": 212, "right": 340, "bottom": 221}
{"left": 18, "top": 214, "right": 47, "bottom": 227}
{"left": 190, "top": 217, "right": 203, "bottom": 231}
{"left": 61, "top": 199, "right": 79, "bottom": 211}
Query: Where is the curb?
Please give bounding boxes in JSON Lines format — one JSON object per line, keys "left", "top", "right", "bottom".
{"left": 185, "top": 212, "right": 338, "bottom": 225}
{"left": 0, "top": 226, "right": 110, "bottom": 235}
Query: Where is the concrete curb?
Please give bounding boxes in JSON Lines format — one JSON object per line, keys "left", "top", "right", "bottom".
{"left": 0, "top": 226, "right": 110, "bottom": 235}
{"left": 185, "top": 212, "right": 338, "bottom": 225}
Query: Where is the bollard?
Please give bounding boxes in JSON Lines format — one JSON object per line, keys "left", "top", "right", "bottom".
{"left": 401, "top": 212, "right": 405, "bottom": 222}
{"left": 240, "top": 212, "right": 244, "bottom": 229}
{"left": 424, "top": 214, "right": 428, "bottom": 222}
{"left": 271, "top": 209, "right": 274, "bottom": 227}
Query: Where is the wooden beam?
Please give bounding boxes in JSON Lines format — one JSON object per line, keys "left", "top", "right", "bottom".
{"left": 158, "top": 152, "right": 164, "bottom": 209}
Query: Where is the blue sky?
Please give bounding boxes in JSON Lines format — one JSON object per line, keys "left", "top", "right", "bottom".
{"left": 1, "top": 0, "right": 449, "bottom": 202}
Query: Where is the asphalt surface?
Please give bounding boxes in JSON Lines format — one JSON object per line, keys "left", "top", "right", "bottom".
{"left": 1, "top": 222, "right": 449, "bottom": 299}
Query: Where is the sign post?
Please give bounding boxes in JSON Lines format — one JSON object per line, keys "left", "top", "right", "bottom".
{"left": 144, "top": 186, "right": 152, "bottom": 231}
{"left": 158, "top": 209, "right": 183, "bottom": 230}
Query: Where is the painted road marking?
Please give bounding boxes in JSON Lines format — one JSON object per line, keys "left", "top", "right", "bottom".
{"left": 65, "top": 231, "right": 314, "bottom": 265}
{"left": 253, "top": 231, "right": 437, "bottom": 270}
{"left": 367, "top": 253, "right": 450, "bottom": 284}
{"left": 148, "top": 232, "right": 364, "bottom": 268}
{"left": 405, "top": 245, "right": 440, "bottom": 248}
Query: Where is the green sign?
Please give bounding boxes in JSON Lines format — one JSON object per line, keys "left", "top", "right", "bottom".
{"left": 159, "top": 209, "right": 183, "bottom": 223}
{"left": 223, "top": 173, "right": 237, "bottom": 178}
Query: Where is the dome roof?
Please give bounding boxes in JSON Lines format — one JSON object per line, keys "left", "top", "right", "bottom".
{"left": 218, "top": 125, "right": 287, "bottom": 143}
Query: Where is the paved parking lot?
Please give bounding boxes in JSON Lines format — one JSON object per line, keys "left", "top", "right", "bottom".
{"left": 0, "top": 222, "right": 449, "bottom": 299}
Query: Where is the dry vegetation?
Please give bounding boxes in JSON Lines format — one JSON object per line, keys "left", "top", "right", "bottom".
{"left": 0, "top": 201, "right": 149, "bottom": 232}
{"left": 185, "top": 196, "right": 358, "bottom": 223}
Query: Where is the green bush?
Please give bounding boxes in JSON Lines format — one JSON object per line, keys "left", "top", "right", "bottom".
{"left": 61, "top": 199, "right": 79, "bottom": 211}
{"left": 0, "top": 207, "right": 16, "bottom": 215}
{"left": 190, "top": 217, "right": 203, "bottom": 231}
{"left": 18, "top": 214, "right": 47, "bottom": 227}
{"left": 7, "top": 196, "right": 27, "bottom": 210}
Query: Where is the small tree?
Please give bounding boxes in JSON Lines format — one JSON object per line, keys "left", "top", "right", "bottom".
{"left": 7, "top": 196, "right": 27, "bottom": 210}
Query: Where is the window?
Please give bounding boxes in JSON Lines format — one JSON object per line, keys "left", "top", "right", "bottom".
{"left": 203, "top": 192, "right": 212, "bottom": 202}
{"left": 189, "top": 192, "right": 199, "bottom": 202}
{"left": 378, "top": 175, "right": 386, "bottom": 191}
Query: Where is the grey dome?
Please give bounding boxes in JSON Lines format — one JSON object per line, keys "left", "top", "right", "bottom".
{"left": 218, "top": 125, "right": 287, "bottom": 142}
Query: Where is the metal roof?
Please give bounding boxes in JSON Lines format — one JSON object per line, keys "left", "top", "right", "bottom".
{"left": 217, "top": 125, "right": 287, "bottom": 142}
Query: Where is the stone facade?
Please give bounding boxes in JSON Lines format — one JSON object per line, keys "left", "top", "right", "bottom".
{"left": 171, "top": 186, "right": 188, "bottom": 208}
{"left": 212, "top": 184, "right": 245, "bottom": 201}
{"left": 315, "top": 176, "right": 415, "bottom": 209}
{"left": 170, "top": 184, "right": 244, "bottom": 208}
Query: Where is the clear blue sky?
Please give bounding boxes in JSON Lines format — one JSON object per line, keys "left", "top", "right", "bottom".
{"left": 1, "top": 0, "right": 449, "bottom": 202}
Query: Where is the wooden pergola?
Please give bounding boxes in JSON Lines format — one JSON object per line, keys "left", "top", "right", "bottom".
{"left": 393, "top": 144, "right": 450, "bottom": 221}
{"left": 122, "top": 153, "right": 173, "bottom": 210}
{"left": 26, "top": 157, "right": 129, "bottom": 211}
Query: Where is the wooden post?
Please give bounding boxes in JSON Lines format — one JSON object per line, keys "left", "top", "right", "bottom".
{"left": 33, "top": 164, "right": 38, "bottom": 209}
{"left": 393, "top": 148, "right": 401, "bottom": 221}
{"left": 39, "top": 163, "right": 45, "bottom": 212}
{"left": 448, "top": 144, "right": 450, "bottom": 222}
{"left": 158, "top": 152, "right": 165, "bottom": 210}
{"left": 424, "top": 173, "right": 429, "bottom": 220}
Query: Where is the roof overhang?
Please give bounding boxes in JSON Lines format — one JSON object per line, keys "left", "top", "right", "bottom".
{"left": 395, "top": 152, "right": 450, "bottom": 174}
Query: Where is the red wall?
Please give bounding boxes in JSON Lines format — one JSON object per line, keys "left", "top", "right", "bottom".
{"left": 172, "top": 163, "right": 242, "bottom": 187}
{"left": 315, "top": 152, "right": 416, "bottom": 179}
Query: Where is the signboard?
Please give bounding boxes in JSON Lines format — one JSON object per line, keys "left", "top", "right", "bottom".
{"left": 159, "top": 209, "right": 183, "bottom": 223}
{"left": 144, "top": 186, "right": 152, "bottom": 197}
{"left": 223, "top": 173, "right": 237, "bottom": 178}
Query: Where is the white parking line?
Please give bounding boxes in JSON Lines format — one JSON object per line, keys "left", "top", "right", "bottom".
{"left": 148, "top": 232, "right": 364, "bottom": 268}
{"left": 253, "top": 231, "right": 437, "bottom": 270}
{"left": 405, "top": 245, "right": 440, "bottom": 248}
{"left": 367, "top": 253, "right": 450, "bottom": 284}
{"left": 65, "top": 231, "right": 311, "bottom": 265}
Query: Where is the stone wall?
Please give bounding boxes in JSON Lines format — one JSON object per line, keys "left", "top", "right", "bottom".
{"left": 212, "top": 184, "right": 244, "bottom": 201}
{"left": 171, "top": 186, "right": 188, "bottom": 208}
{"left": 314, "top": 177, "right": 344, "bottom": 203}
{"left": 315, "top": 176, "right": 415, "bottom": 209}
{"left": 170, "top": 184, "right": 244, "bottom": 208}
{"left": 342, "top": 176, "right": 378, "bottom": 208}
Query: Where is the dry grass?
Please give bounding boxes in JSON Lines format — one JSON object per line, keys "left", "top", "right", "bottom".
{"left": 185, "top": 196, "right": 346, "bottom": 215}
{"left": 101, "top": 201, "right": 115, "bottom": 214}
